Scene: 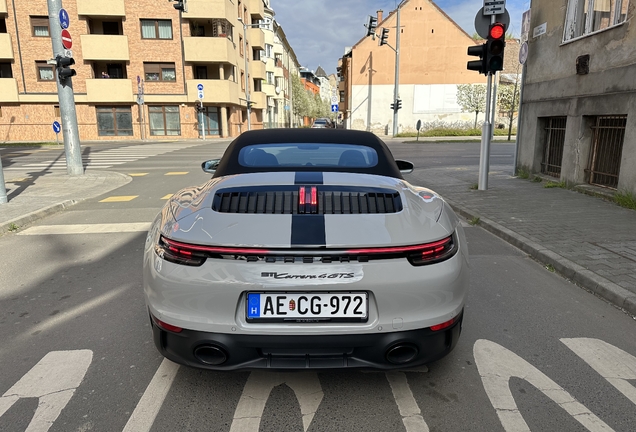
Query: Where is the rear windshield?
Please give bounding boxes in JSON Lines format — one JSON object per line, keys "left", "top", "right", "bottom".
{"left": 238, "top": 143, "right": 378, "bottom": 168}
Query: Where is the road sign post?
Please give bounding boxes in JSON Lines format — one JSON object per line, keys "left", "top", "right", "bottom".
{"left": 0, "top": 153, "right": 6, "bottom": 204}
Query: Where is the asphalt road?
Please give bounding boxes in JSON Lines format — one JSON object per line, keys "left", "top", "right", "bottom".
{"left": 0, "top": 140, "right": 634, "bottom": 432}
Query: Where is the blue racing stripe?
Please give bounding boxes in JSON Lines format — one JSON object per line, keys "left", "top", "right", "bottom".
{"left": 294, "top": 171, "right": 324, "bottom": 185}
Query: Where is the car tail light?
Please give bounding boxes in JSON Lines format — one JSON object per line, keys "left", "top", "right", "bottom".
{"left": 346, "top": 234, "right": 457, "bottom": 266}
{"left": 430, "top": 317, "right": 456, "bottom": 332}
{"left": 155, "top": 235, "right": 209, "bottom": 266}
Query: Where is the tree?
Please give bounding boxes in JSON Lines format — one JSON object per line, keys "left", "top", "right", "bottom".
{"left": 456, "top": 84, "right": 487, "bottom": 128}
{"left": 498, "top": 83, "right": 521, "bottom": 139}
{"left": 291, "top": 74, "right": 310, "bottom": 120}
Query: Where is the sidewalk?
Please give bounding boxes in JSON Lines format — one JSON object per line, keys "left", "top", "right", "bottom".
{"left": 1, "top": 162, "right": 635, "bottom": 316}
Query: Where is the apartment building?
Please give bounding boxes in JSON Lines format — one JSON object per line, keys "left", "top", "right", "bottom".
{"left": 337, "top": 0, "right": 488, "bottom": 133}
{"left": 516, "top": 0, "right": 636, "bottom": 194}
{"left": 0, "top": 0, "right": 298, "bottom": 142}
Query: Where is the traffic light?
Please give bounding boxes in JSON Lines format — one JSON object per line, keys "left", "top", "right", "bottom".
{"left": 379, "top": 28, "right": 389, "bottom": 46}
{"left": 173, "top": 0, "right": 187, "bottom": 12}
{"left": 55, "top": 55, "right": 76, "bottom": 83}
{"left": 366, "top": 15, "right": 377, "bottom": 37}
{"left": 390, "top": 99, "right": 402, "bottom": 112}
{"left": 195, "top": 102, "right": 204, "bottom": 112}
{"left": 486, "top": 23, "right": 505, "bottom": 72}
{"left": 466, "top": 43, "right": 487, "bottom": 75}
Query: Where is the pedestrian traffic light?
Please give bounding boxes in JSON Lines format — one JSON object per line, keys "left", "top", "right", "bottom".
{"left": 173, "top": 0, "right": 187, "bottom": 12}
{"left": 466, "top": 43, "right": 487, "bottom": 75}
{"left": 366, "top": 16, "right": 377, "bottom": 37}
{"left": 379, "top": 28, "right": 389, "bottom": 46}
{"left": 55, "top": 55, "right": 76, "bottom": 83}
{"left": 486, "top": 22, "right": 506, "bottom": 72}
{"left": 390, "top": 99, "right": 402, "bottom": 112}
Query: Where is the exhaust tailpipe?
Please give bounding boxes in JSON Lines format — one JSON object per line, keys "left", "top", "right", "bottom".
{"left": 385, "top": 344, "right": 418, "bottom": 365}
{"left": 194, "top": 344, "right": 228, "bottom": 365}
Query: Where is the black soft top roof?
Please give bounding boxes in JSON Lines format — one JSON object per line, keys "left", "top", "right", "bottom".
{"left": 212, "top": 129, "right": 404, "bottom": 179}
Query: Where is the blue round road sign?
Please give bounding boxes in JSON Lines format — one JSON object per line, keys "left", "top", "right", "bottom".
{"left": 197, "top": 83, "right": 204, "bottom": 91}
{"left": 59, "top": 9, "right": 70, "bottom": 29}
{"left": 52, "top": 121, "right": 61, "bottom": 133}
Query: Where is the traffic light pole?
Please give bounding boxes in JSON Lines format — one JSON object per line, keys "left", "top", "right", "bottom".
{"left": 199, "top": 101, "right": 206, "bottom": 140}
{"left": 478, "top": 15, "right": 497, "bottom": 191}
{"left": 47, "top": 0, "right": 83, "bottom": 176}
{"left": 392, "top": 4, "right": 402, "bottom": 137}
{"left": 0, "top": 156, "right": 7, "bottom": 204}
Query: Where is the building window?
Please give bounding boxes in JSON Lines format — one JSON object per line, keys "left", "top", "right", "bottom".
{"left": 195, "top": 66, "right": 208, "bottom": 79}
{"left": 340, "top": 91, "right": 345, "bottom": 102}
{"left": 36, "top": 61, "right": 54, "bottom": 81}
{"left": 587, "top": 115, "right": 626, "bottom": 189}
{"left": 564, "top": 0, "right": 629, "bottom": 41}
{"left": 31, "top": 16, "right": 50, "bottom": 37}
{"left": 254, "top": 79, "right": 262, "bottom": 92}
{"left": 54, "top": 105, "right": 60, "bottom": 117}
{"left": 239, "top": 35, "right": 244, "bottom": 56}
{"left": 106, "top": 63, "right": 125, "bottom": 79}
{"left": 141, "top": 19, "right": 172, "bottom": 39}
{"left": 149, "top": 106, "right": 181, "bottom": 136}
{"left": 266, "top": 71, "right": 274, "bottom": 85}
{"left": 144, "top": 62, "right": 176, "bottom": 82}
{"left": 0, "top": 18, "right": 7, "bottom": 33}
{"left": 241, "top": 71, "right": 245, "bottom": 91}
{"left": 102, "top": 21, "right": 120, "bottom": 35}
{"left": 0, "top": 62, "right": 12, "bottom": 78}
{"left": 200, "top": 106, "right": 220, "bottom": 136}
{"left": 265, "top": 44, "right": 273, "bottom": 58}
{"left": 96, "top": 106, "right": 133, "bottom": 136}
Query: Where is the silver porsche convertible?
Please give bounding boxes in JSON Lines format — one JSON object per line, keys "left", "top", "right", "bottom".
{"left": 143, "top": 129, "right": 469, "bottom": 370}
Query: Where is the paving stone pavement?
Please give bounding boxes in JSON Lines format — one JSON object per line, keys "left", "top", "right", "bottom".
{"left": 409, "top": 165, "right": 636, "bottom": 316}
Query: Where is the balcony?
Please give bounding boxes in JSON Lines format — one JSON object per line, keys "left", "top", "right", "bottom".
{"left": 0, "top": 79, "right": 19, "bottom": 102}
{"left": 186, "top": 79, "right": 239, "bottom": 104}
{"left": 251, "top": 91, "right": 266, "bottom": 109}
{"left": 0, "top": 34, "right": 14, "bottom": 60}
{"left": 0, "top": 0, "right": 7, "bottom": 14}
{"left": 250, "top": 60, "right": 266, "bottom": 79}
{"left": 86, "top": 79, "right": 134, "bottom": 103}
{"left": 183, "top": 37, "right": 237, "bottom": 64}
{"left": 262, "top": 82, "right": 276, "bottom": 97}
{"left": 183, "top": 0, "right": 234, "bottom": 20}
{"left": 77, "top": 0, "right": 125, "bottom": 16}
{"left": 247, "top": 28, "right": 264, "bottom": 50}
{"left": 80, "top": 35, "right": 129, "bottom": 61}
{"left": 246, "top": 0, "right": 265, "bottom": 19}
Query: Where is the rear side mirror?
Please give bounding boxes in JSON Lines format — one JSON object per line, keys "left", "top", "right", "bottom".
{"left": 201, "top": 159, "right": 220, "bottom": 174}
{"left": 395, "top": 160, "right": 414, "bottom": 174}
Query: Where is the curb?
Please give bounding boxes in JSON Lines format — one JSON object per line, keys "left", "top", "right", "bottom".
{"left": 0, "top": 200, "right": 77, "bottom": 235}
{"left": 447, "top": 199, "right": 636, "bottom": 317}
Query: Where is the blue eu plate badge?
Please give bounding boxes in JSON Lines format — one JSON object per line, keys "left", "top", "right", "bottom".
{"left": 247, "top": 293, "right": 260, "bottom": 318}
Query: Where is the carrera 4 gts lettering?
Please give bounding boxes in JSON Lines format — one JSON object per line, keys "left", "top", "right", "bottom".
{"left": 261, "top": 272, "right": 355, "bottom": 279}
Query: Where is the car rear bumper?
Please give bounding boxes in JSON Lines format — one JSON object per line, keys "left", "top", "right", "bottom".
{"left": 151, "top": 310, "right": 463, "bottom": 370}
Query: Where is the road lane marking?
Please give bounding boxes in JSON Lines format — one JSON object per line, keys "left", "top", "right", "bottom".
{"left": 18, "top": 223, "right": 151, "bottom": 235}
{"left": 385, "top": 372, "right": 430, "bottom": 432}
{"left": 474, "top": 339, "right": 614, "bottom": 432}
{"left": 230, "top": 372, "right": 323, "bottom": 432}
{"left": 562, "top": 338, "right": 636, "bottom": 406}
{"left": 164, "top": 172, "right": 189, "bottom": 176}
{"left": 99, "top": 196, "right": 138, "bottom": 202}
{"left": 129, "top": 173, "right": 149, "bottom": 177}
{"left": 0, "top": 350, "right": 92, "bottom": 432}
{"left": 161, "top": 194, "right": 173, "bottom": 200}
{"left": 122, "top": 359, "right": 180, "bottom": 432}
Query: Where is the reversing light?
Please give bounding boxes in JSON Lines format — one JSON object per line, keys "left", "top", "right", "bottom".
{"left": 430, "top": 317, "right": 456, "bottom": 332}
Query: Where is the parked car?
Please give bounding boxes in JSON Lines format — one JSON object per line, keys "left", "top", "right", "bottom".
{"left": 311, "top": 118, "right": 333, "bottom": 128}
{"left": 143, "top": 129, "right": 469, "bottom": 370}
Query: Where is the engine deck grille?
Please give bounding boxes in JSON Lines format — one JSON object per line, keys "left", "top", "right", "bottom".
{"left": 211, "top": 186, "right": 402, "bottom": 215}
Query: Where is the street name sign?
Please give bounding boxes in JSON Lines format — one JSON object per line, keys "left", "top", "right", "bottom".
{"left": 484, "top": 0, "right": 505, "bottom": 15}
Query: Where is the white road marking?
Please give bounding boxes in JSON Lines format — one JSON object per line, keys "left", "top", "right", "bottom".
{"left": 0, "top": 350, "right": 92, "bottom": 432}
{"left": 385, "top": 372, "right": 430, "bottom": 432}
{"left": 562, "top": 338, "right": 636, "bottom": 406}
{"left": 230, "top": 372, "right": 324, "bottom": 432}
{"left": 474, "top": 339, "right": 614, "bottom": 432}
{"left": 122, "top": 359, "right": 180, "bottom": 432}
{"left": 18, "top": 223, "right": 151, "bottom": 235}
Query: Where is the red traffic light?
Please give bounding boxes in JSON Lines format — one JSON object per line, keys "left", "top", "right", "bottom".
{"left": 489, "top": 23, "right": 505, "bottom": 40}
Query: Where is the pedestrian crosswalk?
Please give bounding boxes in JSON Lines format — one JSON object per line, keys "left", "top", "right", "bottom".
{"left": 3, "top": 143, "right": 201, "bottom": 171}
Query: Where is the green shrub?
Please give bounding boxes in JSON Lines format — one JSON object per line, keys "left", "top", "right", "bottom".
{"left": 614, "top": 191, "right": 636, "bottom": 210}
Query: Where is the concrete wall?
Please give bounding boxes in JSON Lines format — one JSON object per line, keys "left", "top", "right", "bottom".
{"left": 518, "top": 0, "right": 636, "bottom": 194}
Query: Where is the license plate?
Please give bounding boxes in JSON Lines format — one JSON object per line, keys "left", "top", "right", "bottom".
{"left": 246, "top": 292, "right": 368, "bottom": 322}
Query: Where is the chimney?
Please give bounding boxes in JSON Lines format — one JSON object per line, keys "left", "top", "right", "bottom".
{"left": 377, "top": 10, "right": 383, "bottom": 23}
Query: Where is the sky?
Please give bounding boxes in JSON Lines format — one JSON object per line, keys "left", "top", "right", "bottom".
{"left": 272, "top": 0, "right": 530, "bottom": 75}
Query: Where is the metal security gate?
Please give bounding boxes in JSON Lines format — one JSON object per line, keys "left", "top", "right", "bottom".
{"left": 588, "top": 116, "right": 626, "bottom": 189}
{"left": 541, "top": 117, "right": 567, "bottom": 177}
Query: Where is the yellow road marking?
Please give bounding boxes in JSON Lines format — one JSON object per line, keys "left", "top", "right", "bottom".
{"left": 161, "top": 194, "right": 173, "bottom": 200}
{"left": 164, "top": 172, "right": 189, "bottom": 176}
{"left": 129, "top": 173, "right": 149, "bottom": 177}
{"left": 99, "top": 196, "right": 138, "bottom": 202}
